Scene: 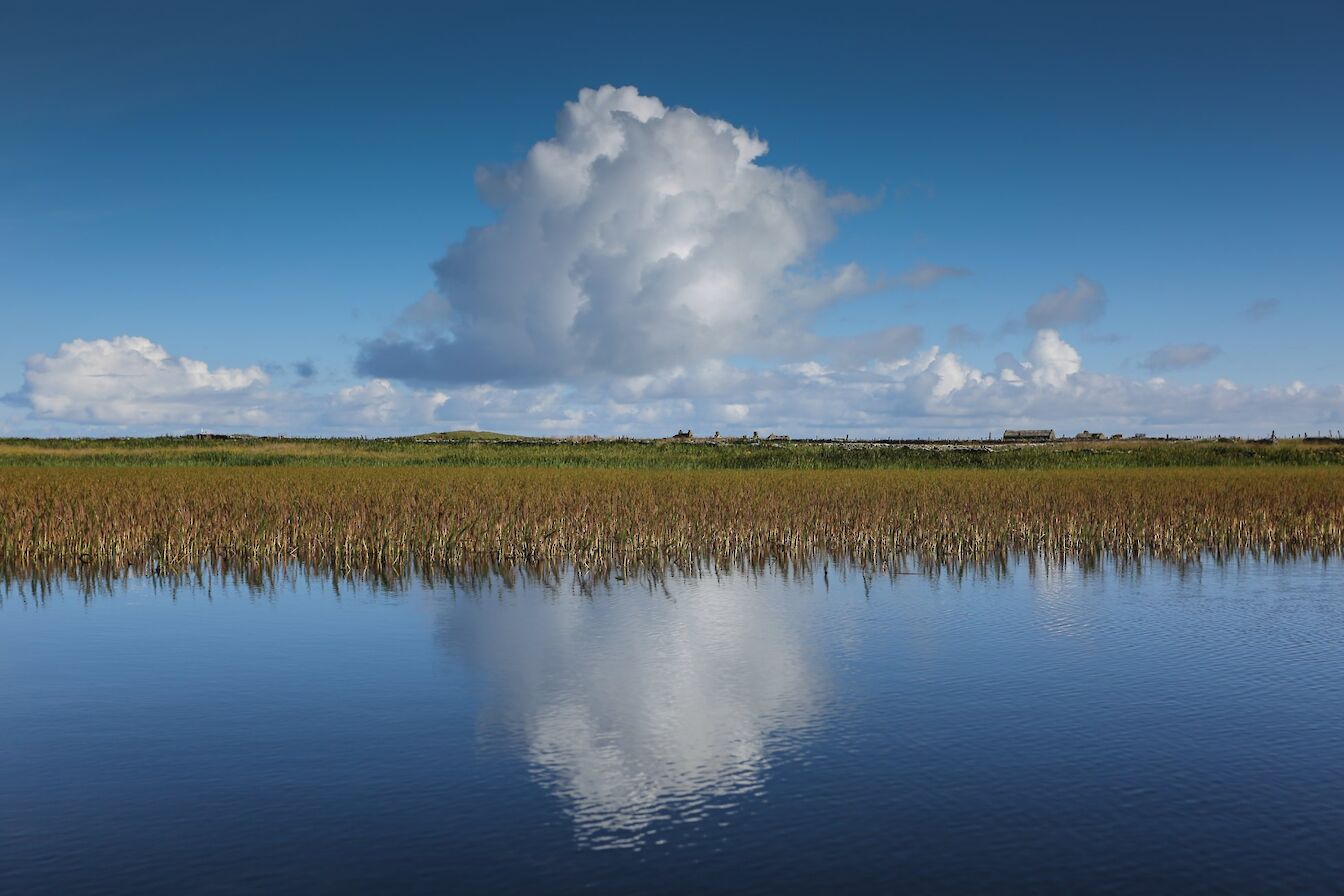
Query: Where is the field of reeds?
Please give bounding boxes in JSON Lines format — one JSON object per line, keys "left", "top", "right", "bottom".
{"left": 3, "top": 464, "right": 1343, "bottom": 588}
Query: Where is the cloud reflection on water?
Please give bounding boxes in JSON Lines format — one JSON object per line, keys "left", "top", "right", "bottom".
{"left": 434, "top": 574, "right": 826, "bottom": 848}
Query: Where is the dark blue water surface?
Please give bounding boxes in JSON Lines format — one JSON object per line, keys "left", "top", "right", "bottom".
{"left": 3, "top": 559, "right": 1343, "bottom": 894}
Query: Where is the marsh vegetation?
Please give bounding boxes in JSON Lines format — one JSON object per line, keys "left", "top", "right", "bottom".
{"left": 3, "top": 437, "right": 1342, "bottom": 585}
{"left": 3, "top": 434, "right": 1344, "bottom": 469}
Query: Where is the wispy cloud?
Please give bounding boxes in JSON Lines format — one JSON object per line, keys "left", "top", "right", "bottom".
{"left": 895, "top": 262, "right": 969, "bottom": 289}
{"left": 1247, "top": 299, "right": 1280, "bottom": 320}
{"left": 1141, "top": 343, "right": 1220, "bottom": 372}
{"left": 946, "top": 324, "right": 982, "bottom": 346}
{"left": 1023, "top": 275, "right": 1107, "bottom": 329}
{"left": 828, "top": 185, "right": 885, "bottom": 213}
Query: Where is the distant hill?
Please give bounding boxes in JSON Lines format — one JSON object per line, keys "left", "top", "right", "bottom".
{"left": 411, "top": 430, "right": 528, "bottom": 441}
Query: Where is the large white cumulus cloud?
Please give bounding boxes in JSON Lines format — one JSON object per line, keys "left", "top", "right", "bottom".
{"left": 358, "top": 85, "right": 862, "bottom": 385}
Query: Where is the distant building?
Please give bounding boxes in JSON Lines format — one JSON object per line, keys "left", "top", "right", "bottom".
{"left": 672, "top": 429, "right": 693, "bottom": 439}
{"left": 1003, "top": 429, "right": 1054, "bottom": 442}
{"left": 1074, "top": 430, "right": 1105, "bottom": 440}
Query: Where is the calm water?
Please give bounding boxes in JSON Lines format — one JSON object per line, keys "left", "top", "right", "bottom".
{"left": 2, "top": 560, "right": 1342, "bottom": 894}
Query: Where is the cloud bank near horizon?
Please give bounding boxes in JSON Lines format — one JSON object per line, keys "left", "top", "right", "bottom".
{"left": 4, "top": 86, "right": 1342, "bottom": 437}
{"left": 9, "top": 330, "right": 1343, "bottom": 438}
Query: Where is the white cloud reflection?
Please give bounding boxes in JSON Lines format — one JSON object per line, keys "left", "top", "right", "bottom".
{"left": 435, "top": 575, "right": 824, "bottom": 848}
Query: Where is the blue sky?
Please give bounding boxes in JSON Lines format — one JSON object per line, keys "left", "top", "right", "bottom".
{"left": 3, "top": 0, "right": 1342, "bottom": 436}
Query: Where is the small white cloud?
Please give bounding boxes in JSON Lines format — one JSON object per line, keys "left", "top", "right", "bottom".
{"left": 1025, "top": 329, "right": 1082, "bottom": 387}
{"left": 791, "top": 362, "right": 829, "bottom": 379}
{"left": 23, "top": 336, "right": 269, "bottom": 427}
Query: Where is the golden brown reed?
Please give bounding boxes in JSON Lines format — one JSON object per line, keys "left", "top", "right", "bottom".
{"left": 2, "top": 467, "right": 1342, "bottom": 585}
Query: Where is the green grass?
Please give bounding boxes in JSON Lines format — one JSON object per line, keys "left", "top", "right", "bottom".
{"left": 0, "top": 435, "right": 1342, "bottom": 469}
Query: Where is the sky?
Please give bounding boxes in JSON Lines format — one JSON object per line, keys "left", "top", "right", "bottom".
{"left": 2, "top": 0, "right": 1342, "bottom": 437}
